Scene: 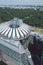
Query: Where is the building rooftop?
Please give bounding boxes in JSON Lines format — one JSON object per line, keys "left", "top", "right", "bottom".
{"left": 0, "top": 18, "right": 32, "bottom": 40}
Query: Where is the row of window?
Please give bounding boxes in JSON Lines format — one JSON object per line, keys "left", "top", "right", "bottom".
{"left": 0, "top": 44, "right": 29, "bottom": 65}
{"left": 0, "top": 44, "right": 21, "bottom": 62}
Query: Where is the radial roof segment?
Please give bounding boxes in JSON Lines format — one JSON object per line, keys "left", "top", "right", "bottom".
{"left": 0, "top": 18, "right": 32, "bottom": 40}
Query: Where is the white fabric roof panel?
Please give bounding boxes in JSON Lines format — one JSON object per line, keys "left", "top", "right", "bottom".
{"left": 16, "top": 29, "right": 20, "bottom": 38}
{"left": 4, "top": 28, "right": 10, "bottom": 36}
{"left": 8, "top": 29, "right": 12, "bottom": 38}
{"left": 12, "top": 29, "right": 15, "bottom": 39}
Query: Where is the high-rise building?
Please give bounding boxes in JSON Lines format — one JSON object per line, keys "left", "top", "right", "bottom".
{"left": 0, "top": 18, "right": 34, "bottom": 65}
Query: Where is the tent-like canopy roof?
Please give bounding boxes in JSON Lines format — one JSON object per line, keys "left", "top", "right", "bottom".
{"left": 0, "top": 18, "right": 32, "bottom": 40}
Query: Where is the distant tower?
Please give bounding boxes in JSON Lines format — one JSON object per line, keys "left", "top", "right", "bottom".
{"left": 0, "top": 18, "right": 34, "bottom": 65}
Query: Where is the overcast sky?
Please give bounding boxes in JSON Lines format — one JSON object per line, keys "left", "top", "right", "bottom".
{"left": 0, "top": 0, "right": 43, "bottom": 6}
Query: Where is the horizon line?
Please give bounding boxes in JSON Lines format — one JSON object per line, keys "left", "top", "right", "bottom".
{"left": 0, "top": 5, "right": 43, "bottom": 6}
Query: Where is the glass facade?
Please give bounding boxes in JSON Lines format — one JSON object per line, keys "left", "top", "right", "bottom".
{"left": 20, "top": 35, "right": 33, "bottom": 49}
{"left": 0, "top": 44, "right": 21, "bottom": 62}
{"left": 0, "top": 43, "right": 30, "bottom": 65}
{"left": 21, "top": 53, "right": 28, "bottom": 65}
